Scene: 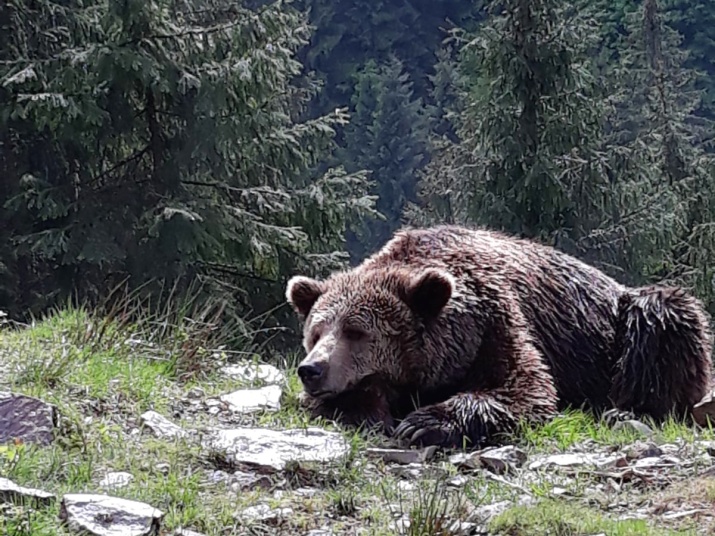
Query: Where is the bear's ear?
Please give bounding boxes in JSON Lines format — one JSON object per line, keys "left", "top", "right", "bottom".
{"left": 400, "top": 268, "right": 454, "bottom": 320}
{"left": 286, "top": 276, "right": 325, "bottom": 318}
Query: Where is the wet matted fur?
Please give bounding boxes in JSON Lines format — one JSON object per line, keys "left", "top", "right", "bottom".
{"left": 285, "top": 225, "right": 714, "bottom": 449}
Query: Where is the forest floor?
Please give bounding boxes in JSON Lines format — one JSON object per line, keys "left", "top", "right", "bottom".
{"left": 1, "top": 306, "right": 714, "bottom": 536}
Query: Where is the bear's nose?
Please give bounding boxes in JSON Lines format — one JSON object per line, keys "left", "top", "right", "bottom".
{"left": 297, "top": 362, "right": 324, "bottom": 385}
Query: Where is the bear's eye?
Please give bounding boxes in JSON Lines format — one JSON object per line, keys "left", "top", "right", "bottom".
{"left": 310, "top": 333, "right": 321, "bottom": 347}
{"left": 343, "top": 327, "right": 367, "bottom": 342}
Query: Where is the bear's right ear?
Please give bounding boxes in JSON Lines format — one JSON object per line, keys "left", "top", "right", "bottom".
{"left": 400, "top": 268, "right": 455, "bottom": 320}
{"left": 286, "top": 276, "right": 325, "bottom": 318}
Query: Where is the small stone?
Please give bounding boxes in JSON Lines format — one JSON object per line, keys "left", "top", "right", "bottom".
{"left": 693, "top": 389, "right": 715, "bottom": 427}
{"left": 294, "top": 487, "right": 318, "bottom": 497}
{"left": 480, "top": 445, "right": 527, "bottom": 474}
{"left": 698, "top": 441, "right": 715, "bottom": 457}
{"left": 230, "top": 470, "right": 272, "bottom": 491}
{"left": 388, "top": 463, "right": 424, "bottom": 479}
{"left": 471, "top": 500, "right": 512, "bottom": 522}
{"left": 397, "top": 481, "right": 416, "bottom": 491}
{"left": 0, "top": 477, "right": 55, "bottom": 507}
{"left": 613, "top": 419, "right": 653, "bottom": 437}
{"left": 140, "top": 411, "right": 189, "bottom": 440}
{"left": 174, "top": 530, "right": 206, "bottom": 536}
{"left": 186, "top": 387, "right": 205, "bottom": 399}
{"left": 59, "top": 493, "right": 164, "bottom": 536}
{"left": 99, "top": 472, "right": 134, "bottom": 490}
{"left": 625, "top": 441, "right": 663, "bottom": 460}
{"left": 447, "top": 475, "right": 470, "bottom": 488}
{"left": 0, "top": 392, "right": 58, "bottom": 446}
{"left": 221, "top": 362, "right": 285, "bottom": 386}
{"left": 449, "top": 452, "right": 482, "bottom": 471}
{"left": 154, "top": 463, "right": 170, "bottom": 475}
{"left": 238, "top": 503, "right": 293, "bottom": 522}
{"left": 528, "top": 452, "right": 625, "bottom": 471}
{"left": 366, "top": 447, "right": 435, "bottom": 465}
{"left": 219, "top": 385, "right": 282, "bottom": 414}
{"left": 448, "top": 521, "right": 480, "bottom": 535}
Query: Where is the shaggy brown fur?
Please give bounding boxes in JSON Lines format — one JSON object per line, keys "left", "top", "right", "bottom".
{"left": 285, "top": 225, "right": 714, "bottom": 449}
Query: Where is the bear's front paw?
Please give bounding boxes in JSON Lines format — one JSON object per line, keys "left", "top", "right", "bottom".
{"left": 392, "top": 407, "right": 464, "bottom": 449}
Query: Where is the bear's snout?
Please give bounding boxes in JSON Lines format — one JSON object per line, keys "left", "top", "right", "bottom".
{"left": 297, "top": 362, "right": 326, "bottom": 393}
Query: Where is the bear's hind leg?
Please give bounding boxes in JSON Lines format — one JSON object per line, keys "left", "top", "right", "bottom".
{"left": 610, "top": 286, "right": 713, "bottom": 422}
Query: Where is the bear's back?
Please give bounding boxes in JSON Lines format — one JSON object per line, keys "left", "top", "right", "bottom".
{"left": 363, "top": 224, "right": 624, "bottom": 409}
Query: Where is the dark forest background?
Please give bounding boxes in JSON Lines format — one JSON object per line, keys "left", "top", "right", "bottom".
{"left": 2, "top": 0, "right": 715, "bottom": 353}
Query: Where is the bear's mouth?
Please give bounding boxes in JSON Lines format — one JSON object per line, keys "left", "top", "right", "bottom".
{"left": 307, "top": 388, "right": 337, "bottom": 400}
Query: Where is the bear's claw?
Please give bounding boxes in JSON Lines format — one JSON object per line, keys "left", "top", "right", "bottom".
{"left": 392, "top": 408, "right": 461, "bottom": 448}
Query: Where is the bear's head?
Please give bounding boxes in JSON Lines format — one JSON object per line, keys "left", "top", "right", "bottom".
{"left": 285, "top": 266, "right": 455, "bottom": 398}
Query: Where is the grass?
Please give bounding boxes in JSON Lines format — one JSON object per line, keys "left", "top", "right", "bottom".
{"left": 0, "top": 302, "right": 713, "bottom": 535}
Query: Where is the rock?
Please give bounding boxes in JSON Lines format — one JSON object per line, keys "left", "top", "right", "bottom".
{"left": 237, "top": 504, "right": 293, "bottom": 523}
{"left": 140, "top": 411, "right": 189, "bottom": 440}
{"left": 471, "top": 500, "right": 512, "bottom": 522}
{"left": 447, "top": 475, "right": 470, "bottom": 488}
{"left": 388, "top": 463, "right": 425, "bottom": 480}
{"left": 0, "top": 392, "right": 58, "bottom": 446}
{"left": 219, "top": 385, "right": 282, "bottom": 414}
{"left": 480, "top": 445, "right": 527, "bottom": 474}
{"left": 154, "top": 463, "right": 171, "bottom": 476}
{"left": 693, "top": 389, "right": 715, "bottom": 427}
{"left": 229, "top": 471, "right": 272, "bottom": 491}
{"left": 612, "top": 419, "right": 654, "bottom": 437}
{"left": 221, "top": 362, "right": 285, "bottom": 386}
{"left": 449, "top": 452, "right": 482, "bottom": 471}
{"left": 698, "top": 441, "right": 715, "bottom": 457}
{"left": 294, "top": 487, "right": 319, "bottom": 497}
{"left": 366, "top": 446, "right": 437, "bottom": 465}
{"left": 448, "top": 521, "right": 480, "bottom": 535}
{"left": 99, "top": 472, "right": 134, "bottom": 490}
{"left": 203, "top": 426, "right": 350, "bottom": 472}
{"left": 59, "top": 493, "right": 164, "bottom": 536}
{"left": 174, "top": 530, "right": 206, "bottom": 536}
{"left": 186, "top": 387, "right": 205, "bottom": 399}
{"left": 625, "top": 441, "right": 663, "bottom": 460}
{"left": 0, "top": 477, "right": 55, "bottom": 506}
{"left": 528, "top": 453, "right": 626, "bottom": 471}
{"left": 397, "top": 480, "right": 416, "bottom": 491}
{"left": 633, "top": 456, "right": 679, "bottom": 468}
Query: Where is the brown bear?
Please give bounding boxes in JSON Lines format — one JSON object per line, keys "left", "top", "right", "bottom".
{"left": 285, "top": 224, "right": 714, "bottom": 449}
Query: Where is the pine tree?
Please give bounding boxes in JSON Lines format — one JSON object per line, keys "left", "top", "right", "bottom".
{"left": 339, "top": 56, "right": 432, "bottom": 259}
{"left": 410, "top": 0, "right": 610, "bottom": 252}
{"left": 603, "top": 0, "right": 715, "bottom": 307}
{"left": 0, "top": 0, "right": 378, "bottom": 329}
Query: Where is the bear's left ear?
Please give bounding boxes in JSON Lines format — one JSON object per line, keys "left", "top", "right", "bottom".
{"left": 286, "top": 275, "right": 325, "bottom": 318}
{"left": 400, "top": 268, "right": 455, "bottom": 320}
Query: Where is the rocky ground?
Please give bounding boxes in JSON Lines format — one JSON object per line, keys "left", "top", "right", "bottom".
{"left": 0, "top": 307, "right": 714, "bottom": 535}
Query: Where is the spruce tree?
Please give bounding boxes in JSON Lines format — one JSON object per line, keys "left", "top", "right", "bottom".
{"left": 0, "top": 0, "right": 377, "bottom": 329}
{"left": 604, "top": 0, "right": 715, "bottom": 307}
{"left": 339, "top": 56, "right": 432, "bottom": 259}
{"left": 410, "top": 0, "right": 610, "bottom": 251}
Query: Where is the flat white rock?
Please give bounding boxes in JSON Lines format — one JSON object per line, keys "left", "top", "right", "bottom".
{"left": 59, "top": 493, "right": 164, "bottom": 536}
{"left": 220, "top": 385, "right": 282, "bottom": 413}
{"left": 99, "top": 472, "right": 134, "bottom": 490}
{"left": 0, "top": 476, "right": 55, "bottom": 506}
{"left": 204, "top": 426, "right": 350, "bottom": 471}
{"left": 221, "top": 362, "right": 285, "bottom": 386}
{"left": 140, "top": 411, "right": 188, "bottom": 439}
{"left": 238, "top": 503, "right": 293, "bottom": 522}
